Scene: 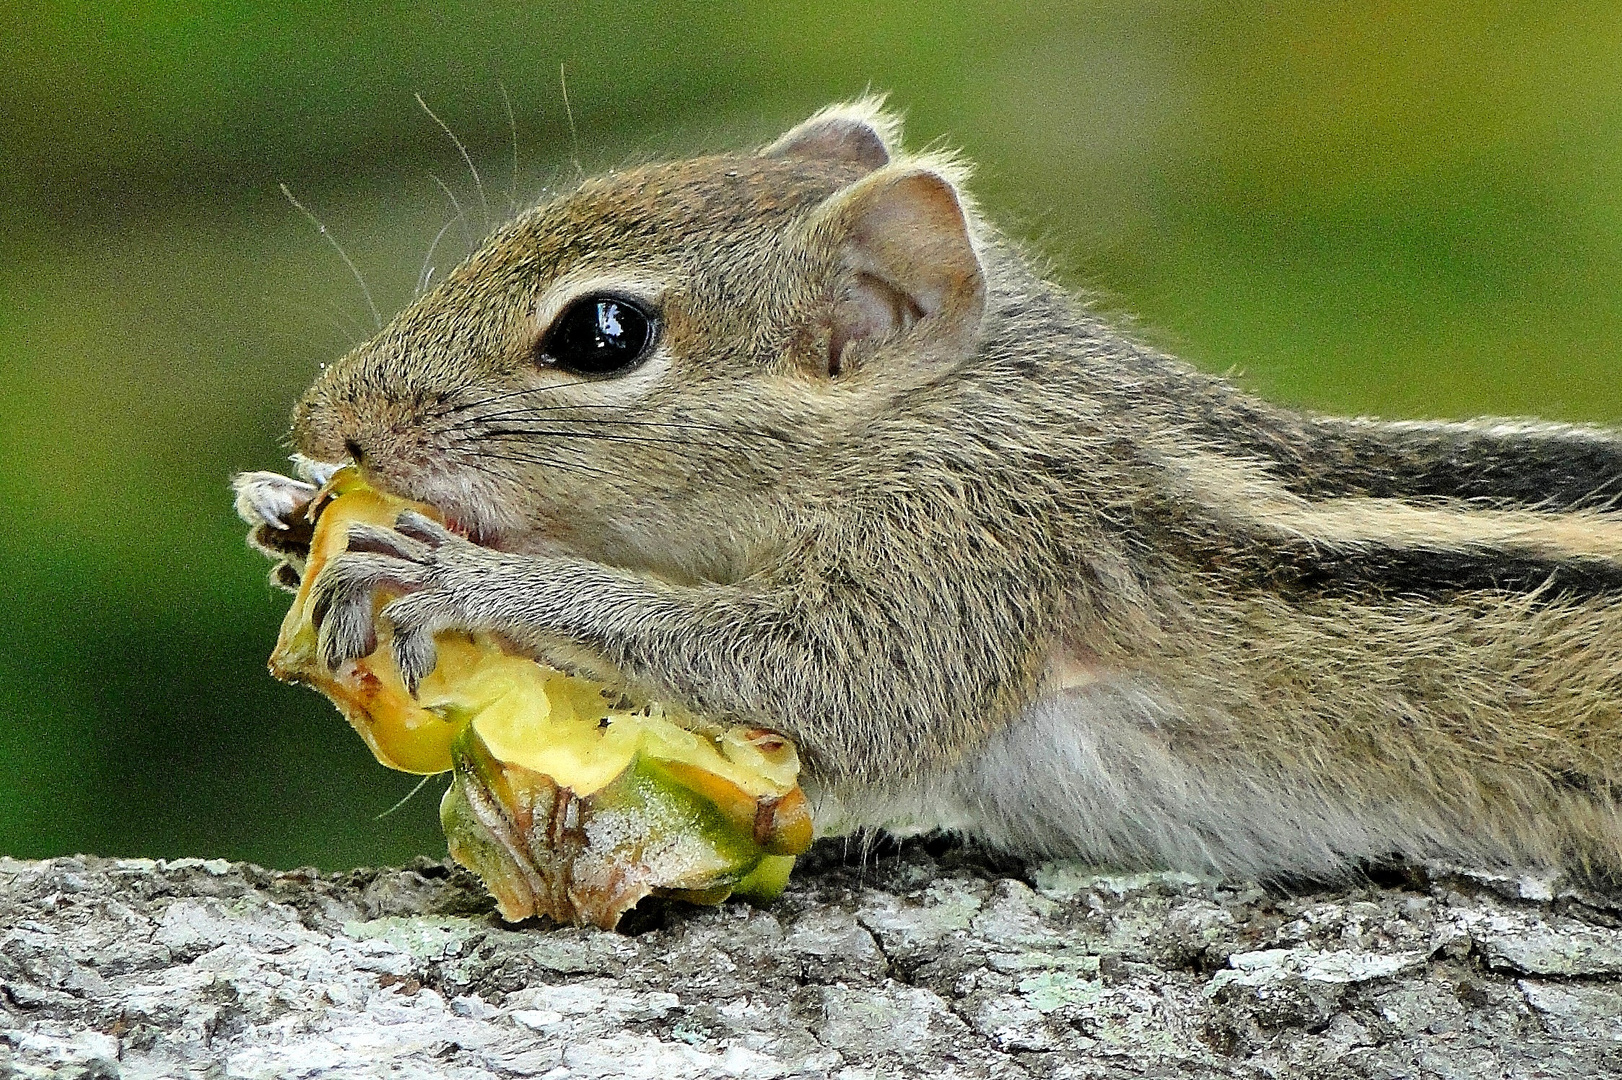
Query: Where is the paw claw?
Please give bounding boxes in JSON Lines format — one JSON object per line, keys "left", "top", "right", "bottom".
{"left": 395, "top": 510, "right": 454, "bottom": 547}
{"left": 233, "top": 471, "right": 316, "bottom": 530}
{"left": 394, "top": 633, "right": 437, "bottom": 696}
{"left": 385, "top": 593, "right": 446, "bottom": 694}
{"left": 308, "top": 551, "right": 423, "bottom": 667}
{"left": 293, "top": 455, "right": 343, "bottom": 487}
{"left": 317, "top": 593, "right": 377, "bottom": 669}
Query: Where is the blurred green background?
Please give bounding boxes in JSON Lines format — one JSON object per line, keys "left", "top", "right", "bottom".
{"left": 3, "top": 2, "right": 1620, "bottom": 869}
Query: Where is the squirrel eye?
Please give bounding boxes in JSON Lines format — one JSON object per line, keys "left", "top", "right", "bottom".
{"left": 538, "top": 295, "right": 657, "bottom": 377}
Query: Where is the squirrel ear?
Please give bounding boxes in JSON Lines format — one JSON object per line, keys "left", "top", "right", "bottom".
{"left": 814, "top": 166, "right": 986, "bottom": 374}
{"left": 762, "top": 106, "right": 893, "bottom": 171}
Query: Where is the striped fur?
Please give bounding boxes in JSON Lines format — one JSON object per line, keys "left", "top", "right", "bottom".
{"left": 798, "top": 243, "right": 1622, "bottom": 887}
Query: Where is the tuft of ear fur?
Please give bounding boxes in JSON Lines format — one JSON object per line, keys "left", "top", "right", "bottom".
{"left": 762, "top": 95, "right": 902, "bottom": 172}
{"left": 807, "top": 162, "right": 986, "bottom": 375}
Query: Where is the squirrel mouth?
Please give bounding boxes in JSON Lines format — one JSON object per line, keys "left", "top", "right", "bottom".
{"left": 337, "top": 461, "right": 499, "bottom": 548}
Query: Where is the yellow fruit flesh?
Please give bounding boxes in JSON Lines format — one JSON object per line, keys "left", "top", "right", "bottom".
{"left": 268, "top": 469, "right": 811, "bottom": 927}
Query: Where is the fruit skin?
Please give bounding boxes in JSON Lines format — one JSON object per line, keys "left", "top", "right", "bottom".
{"left": 441, "top": 721, "right": 807, "bottom": 929}
{"left": 269, "top": 469, "right": 814, "bottom": 927}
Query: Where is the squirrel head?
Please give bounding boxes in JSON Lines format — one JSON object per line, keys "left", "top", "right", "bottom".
{"left": 291, "top": 98, "right": 988, "bottom": 581}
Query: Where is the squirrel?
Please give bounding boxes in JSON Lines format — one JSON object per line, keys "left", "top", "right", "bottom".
{"left": 237, "top": 99, "right": 1622, "bottom": 888}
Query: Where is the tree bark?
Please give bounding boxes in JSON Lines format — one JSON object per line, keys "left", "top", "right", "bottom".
{"left": 3, "top": 843, "right": 1619, "bottom": 1078}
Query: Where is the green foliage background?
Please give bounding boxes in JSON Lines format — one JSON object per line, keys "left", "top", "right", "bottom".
{"left": 3, "top": 2, "right": 1620, "bottom": 868}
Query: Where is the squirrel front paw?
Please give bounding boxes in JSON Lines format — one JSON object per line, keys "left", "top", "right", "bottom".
{"left": 308, "top": 510, "right": 500, "bottom": 690}
{"left": 233, "top": 457, "right": 346, "bottom": 590}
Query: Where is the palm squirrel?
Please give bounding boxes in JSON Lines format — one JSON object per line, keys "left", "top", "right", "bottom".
{"left": 237, "top": 99, "right": 1622, "bottom": 887}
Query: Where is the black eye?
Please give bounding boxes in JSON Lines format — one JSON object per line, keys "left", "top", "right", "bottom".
{"left": 538, "top": 295, "right": 657, "bottom": 376}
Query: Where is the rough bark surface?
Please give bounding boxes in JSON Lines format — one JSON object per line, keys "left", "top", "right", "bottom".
{"left": 3, "top": 842, "right": 1620, "bottom": 1079}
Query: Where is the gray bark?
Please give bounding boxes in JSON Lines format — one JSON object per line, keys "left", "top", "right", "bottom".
{"left": 2, "top": 844, "right": 1620, "bottom": 1079}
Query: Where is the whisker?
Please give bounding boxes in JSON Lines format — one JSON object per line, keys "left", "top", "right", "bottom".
{"left": 437, "top": 384, "right": 556, "bottom": 417}
{"left": 428, "top": 173, "right": 476, "bottom": 252}
{"left": 418, "top": 211, "right": 465, "bottom": 295}
{"left": 470, "top": 427, "right": 793, "bottom": 457}
{"left": 452, "top": 445, "right": 619, "bottom": 482}
{"left": 321, "top": 299, "right": 366, "bottom": 347}
{"left": 499, "top": 81, "right": 520, "bottom": 218}
{"left": 280, "top": 182, "right": 382, "bottom": 331}
{"left": 433, "top": 390, "right": 798, "bottom": 446}
{"left": 559, "top": 62, "right": 584, "bottom": 179}
{"left": 450, "top": 401, "right": 668, "bottom": 423}
{"left": 417, "top": 92, "right": 490, "bottom": 234}
{"left": 453, "top": 412, "right": 796, "bottom": 443}
{"left": 477, "top": 427, "right": 727, "bottom": 451}
{"left": 456, "top": 422, "right": 796, "bottom": 457}
{"left": 440, "top": 397, "right": 797, "bottom": 442}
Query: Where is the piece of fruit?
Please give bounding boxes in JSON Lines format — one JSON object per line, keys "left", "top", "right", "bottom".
{"left": 268, "top": 470, "right": 466, "bottom": 775}
{"left": 267, "top": 468, "right": 812, "bottom": 927}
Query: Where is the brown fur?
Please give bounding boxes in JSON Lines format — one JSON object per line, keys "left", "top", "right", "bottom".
{"left": 259, "top": 100, "right": 1622, "bottom": 886}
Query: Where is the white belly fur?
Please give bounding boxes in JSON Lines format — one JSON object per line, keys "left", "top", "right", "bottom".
{"left": 806, "top": 675, "right": 1524, "bottom": 880}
